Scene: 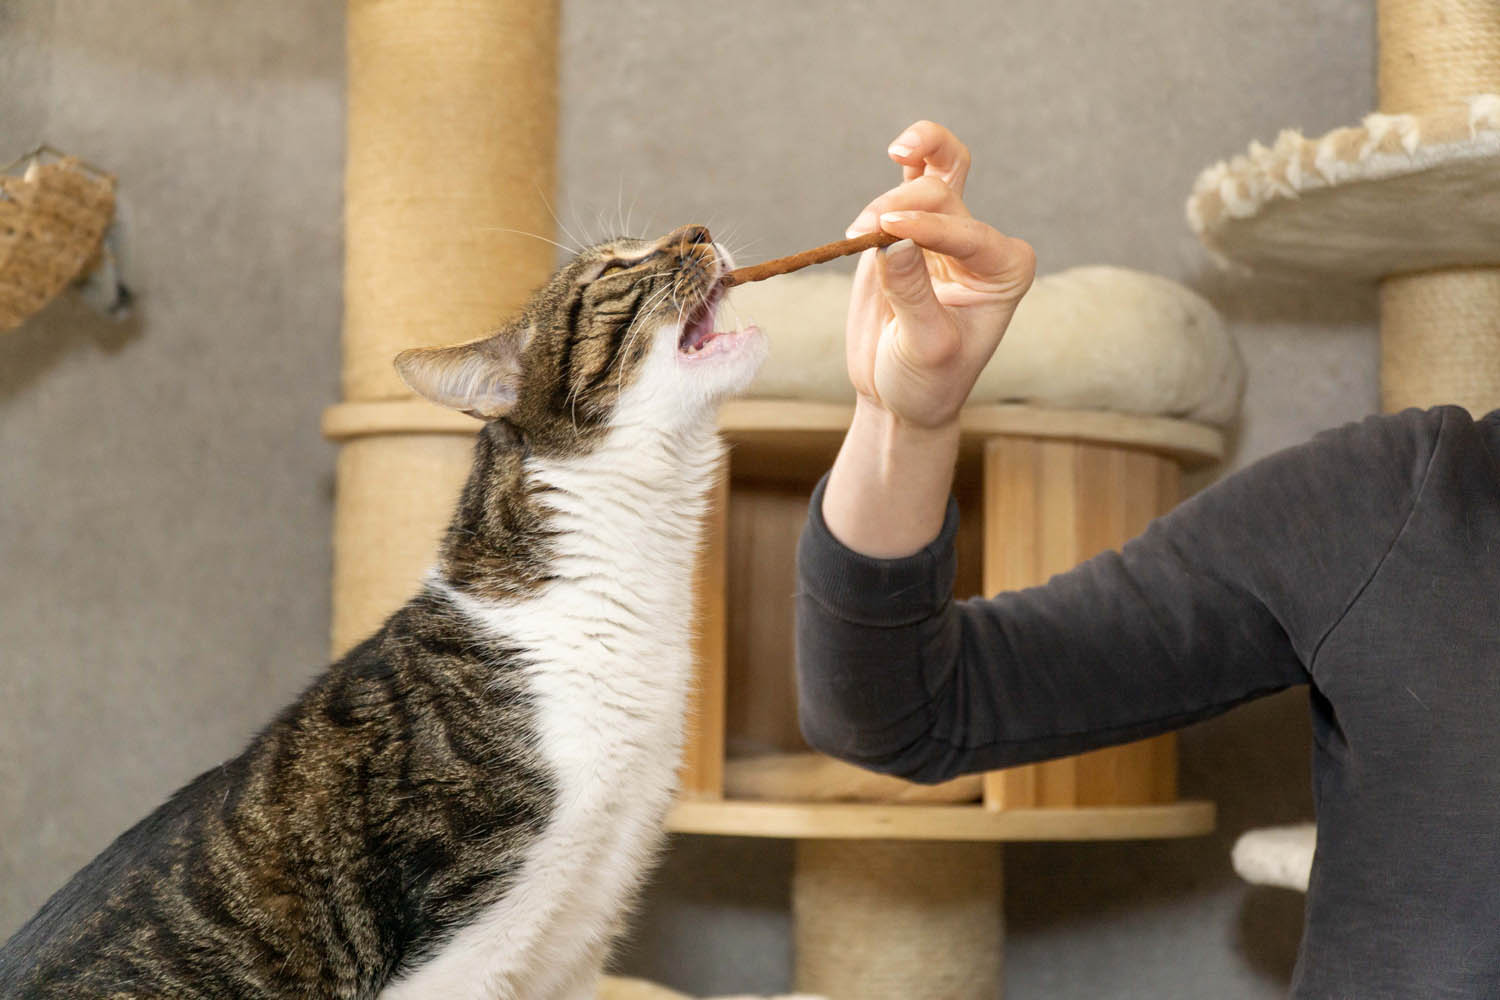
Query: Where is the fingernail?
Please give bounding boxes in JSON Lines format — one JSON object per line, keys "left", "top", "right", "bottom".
{"left": 888, "top": 130, "right": 920, "bottom": 157}
{"left": 884, "top": 238, "right": 920, "bottom": 269}
{"left": 846, "top": 211, "right": 877, "bottom": 238}
{"left": 880, "top": 211, "right": 915, "bottom": 226}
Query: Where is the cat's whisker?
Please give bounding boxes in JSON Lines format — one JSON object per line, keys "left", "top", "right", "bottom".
{"left": 613, "top": 176, "right": 624, "bottom": 239}
{"left": 568, "top": 276, "right": 672, "bottom": 437}
{"left": 531, "top": 178, "right": 587, "bottom": 254}
{"left": 610, "top": 277, "right": 675, "bottom": 407}
{"left": 476, "top": 227, "right": 580, "bottom": 257}
{"left": 620, "top": 281, "right": 673, "bottom": 363}
{"left": 567, "top": 278, "right": 670, "bottom": 434}
{"left": 716, "top": 223, "right": 762, "bottom": 263}
{"left": 722, "top": 233, "right": 766, "bottom": 265}
{"left": 713, "top": 221, "right": 741, "bottom": 250}
{"left": 624, "top": 190, "right": 643, "bottom": 241}
{"left": 610, "top": 176, "right": 642, "bottom": 241}
{"left": 574, "top": 207, "right": 600, "bottom": 249}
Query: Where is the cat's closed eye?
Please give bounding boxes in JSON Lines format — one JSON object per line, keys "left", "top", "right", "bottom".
{"left": 596, "top": 258, "right": 630, "bottom": 276}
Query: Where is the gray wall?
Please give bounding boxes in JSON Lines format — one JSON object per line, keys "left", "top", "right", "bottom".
{"left": 2, "top": 1, "right": 1378, "bottom": 996}
{"left": 1, "top": 0, "right": 344, "bottom": 938}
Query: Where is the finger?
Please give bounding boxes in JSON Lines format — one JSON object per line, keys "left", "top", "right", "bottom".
{"left": 875, "top": 211, "right": 1036, "bottom": 292}
{"left": 846, "top": 174, "right": 967, "bottom": 237}
{"left": 846, "top": 247, "right": 890, "bottom": 355}
{"left": 876, "top": 239, "right": 959, "bottom": 369}
{"left": 886, "top": 120, "right": 971, "bottom": 198}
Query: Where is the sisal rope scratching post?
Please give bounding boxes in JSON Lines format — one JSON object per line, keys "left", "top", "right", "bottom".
{"left": 1382, "top": 268, "right": 1500, "bottom": 414}
{"left": 1376, "top": 0, "right": 1500, "bottom": 415}
{"left": 330, "top": 0, "right": 559, "bottom": 655}
{"left": 794, "top": 841, "right": 1002, "bottom": 1000}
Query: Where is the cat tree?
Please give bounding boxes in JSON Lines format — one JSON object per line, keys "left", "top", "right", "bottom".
{"left": 1186, "top": 0, "right": 1500, "bottom": 894}
{"left": 325, "top": 2, "right": 1233, "bottom": 997}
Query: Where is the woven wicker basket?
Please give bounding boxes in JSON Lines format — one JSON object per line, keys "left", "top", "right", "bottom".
{"left": 0, "top": 148, "right": 116, "bottom": 332}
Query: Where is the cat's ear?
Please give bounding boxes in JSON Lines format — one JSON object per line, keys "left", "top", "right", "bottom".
{"left": 394, "top": 327, "right": 530, "bottom": 420}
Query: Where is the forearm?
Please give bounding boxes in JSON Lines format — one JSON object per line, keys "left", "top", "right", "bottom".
{"left": 797, "top": 503, "right": 1310, "bottom": 784}
{"left": 797, "top": 469, "right": 1242, "bottom": 785}
{"left": 821, "top": 398, "right": 961, "bottom": 559}
{"left": 795, "top": 470, "right": 962, "bottom": 776}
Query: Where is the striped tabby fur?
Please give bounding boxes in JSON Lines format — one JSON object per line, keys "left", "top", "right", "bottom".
{"left": 0, "top": 224, "right": 767, "bottom": 999}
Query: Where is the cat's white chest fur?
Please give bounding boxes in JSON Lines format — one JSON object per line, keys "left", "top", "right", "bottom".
{"left": 378, "top": 402, "right": 721, "bottom": 1000}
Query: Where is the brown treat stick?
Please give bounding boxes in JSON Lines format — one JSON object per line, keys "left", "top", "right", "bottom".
{"left": 723, "top": 231, "right": 901, "bottom": 286}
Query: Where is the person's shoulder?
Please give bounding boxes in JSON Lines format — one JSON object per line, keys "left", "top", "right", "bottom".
{"left": 1316, "top": 404, "right": 1500, "bottom": 486}
{"left": 1311, "top": 404, "right": 1450, "bottom": 451}
{"left": 1286, "top": 405, "right": 1451, "bottom": 485}
{"left": 1264, "top": 405, "right": 1494, "bottom": 531}
{"left": 1160, "top": 408, "right": 1445, "bottom": 548}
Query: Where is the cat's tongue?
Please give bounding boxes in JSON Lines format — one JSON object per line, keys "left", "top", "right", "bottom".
{"left": 682, "top": 328, "right": 720, "bottom": 353}
{"left": 679, "top": 286, "right": 725, "bottom": 354}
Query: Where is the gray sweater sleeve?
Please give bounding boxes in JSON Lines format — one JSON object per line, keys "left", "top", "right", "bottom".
{"left": 795, "top": 408, "right": 1446, "bottom": 784}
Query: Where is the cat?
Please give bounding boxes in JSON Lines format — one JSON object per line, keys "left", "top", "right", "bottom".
{"left": 0, "top": 223, "right": 767, "bottom": 1000}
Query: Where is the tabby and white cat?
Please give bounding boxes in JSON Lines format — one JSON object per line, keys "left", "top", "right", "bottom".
{"left": 0, "top": 224, "right": 767, "bottom": 999}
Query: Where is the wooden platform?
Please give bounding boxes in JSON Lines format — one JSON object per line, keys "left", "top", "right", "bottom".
{"left": 323, "top": 397, "right": 1226, "bottom": 466}
{"left": 666, "top": 799, "right": 1216, "bottom": 842}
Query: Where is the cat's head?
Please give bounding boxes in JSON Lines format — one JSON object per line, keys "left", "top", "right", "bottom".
{"left": 394, "top": 224, "right": 765, "bottom": 452}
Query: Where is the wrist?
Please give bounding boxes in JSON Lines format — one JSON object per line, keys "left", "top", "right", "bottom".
{"left": 821, "top": 398, "right": 961, "bottom": 559}
{"left": 852, "top": 396, "right": 962, "bottom": 459}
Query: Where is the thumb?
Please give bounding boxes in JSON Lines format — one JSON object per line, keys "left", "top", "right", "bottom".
{"left": 876, "top": 239, "right": 955, "bottom": 367}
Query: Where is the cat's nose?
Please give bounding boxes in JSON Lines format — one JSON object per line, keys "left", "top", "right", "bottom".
{"left": 663, "top": 224, "right": 712, "bottom": 250}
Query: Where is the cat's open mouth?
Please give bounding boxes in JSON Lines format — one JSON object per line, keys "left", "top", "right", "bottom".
{"left": 674, "top": 242, "right": 762, "bottom": 370}
{"left": 678, "top": 282, "right": 735, "bottom": 358}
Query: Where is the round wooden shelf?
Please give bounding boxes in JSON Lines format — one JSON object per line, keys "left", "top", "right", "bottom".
{"left": 722, "top": 400, "right": 1225, "bottom": 475}
{"left": 322, "top": 398, "right": 1225, "bottom": 468}
{"left": 323, "top": 398, "right": 479, "bottom": 440}
{"left": 665, "top": 798, "right": 1215, "bottom": 842}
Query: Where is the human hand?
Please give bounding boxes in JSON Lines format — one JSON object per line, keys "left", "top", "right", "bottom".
{"left": 843, "top": 120, "right": 1036, "bottom": 430}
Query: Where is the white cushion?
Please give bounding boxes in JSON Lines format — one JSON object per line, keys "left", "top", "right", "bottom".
{"left": 1231, "top": 823, "right": 1316, "bottom": 892}
{"left": 729, "top": 266, "right": 1243, "bottom": 427}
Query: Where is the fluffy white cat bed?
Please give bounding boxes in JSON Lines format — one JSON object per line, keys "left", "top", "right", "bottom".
{"left": 729, "top": 266, "right": 1242, "bottom": 426}
{"left": 1231, "top": 823, "right": 1316, "bottom": 892}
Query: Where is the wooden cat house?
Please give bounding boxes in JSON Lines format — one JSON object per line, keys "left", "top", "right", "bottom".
{"left": 323, "top": 2, "right": 1237, "bottom": 996}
